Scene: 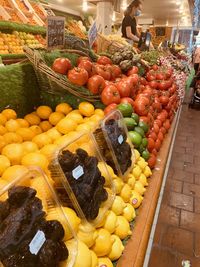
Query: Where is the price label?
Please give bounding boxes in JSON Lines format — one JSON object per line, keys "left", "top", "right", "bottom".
{"left": 47, "top": 16, "right": 65, "bottom": 49}
{"left": 118, "top": 135, "right": 124, "bottom": 144}
{"left": 88, "top": 21, "right": 97, "bottom": 47}
{"left": 29, "top": 230, "right": 46, "bottom": 255}
{"left": 72, "top": 165, "right": 84, "bottom": 180}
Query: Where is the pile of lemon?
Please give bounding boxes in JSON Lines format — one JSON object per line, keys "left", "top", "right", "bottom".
{"left": 0, "top": 102, "right": 152, "bottom": 267}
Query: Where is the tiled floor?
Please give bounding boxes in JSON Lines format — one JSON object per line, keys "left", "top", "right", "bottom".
{"left": 148, "top": 104, "right": 200, "bottom": 267}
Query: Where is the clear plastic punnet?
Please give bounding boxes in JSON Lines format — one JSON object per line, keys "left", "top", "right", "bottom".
{"left": 48, "top": 131, "right": 116, "bottom": 229}
{"left": 0, "top": 167, "right": 77, "bottom": 267}
{"left": 94, "top": 109, "right": 135, "bottom": 181}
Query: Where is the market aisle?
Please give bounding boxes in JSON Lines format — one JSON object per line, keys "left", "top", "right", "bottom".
{"left": 148, "top": 104, "right": 200, "bottom": 267}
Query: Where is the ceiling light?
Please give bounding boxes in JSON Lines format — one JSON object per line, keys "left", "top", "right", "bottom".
{"left": 121, "top": 0, "right": 127, "bottom": 11}
{"left": 112, "top": 12, "right": 116, "bottom": 22}
{"left": 166, "top": 20, "right": 169, "bottom": 26}
{"left": 82, "top": 0, "right": 88, "bottom": 12}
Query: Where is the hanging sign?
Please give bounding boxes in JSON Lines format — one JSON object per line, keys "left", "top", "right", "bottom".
{"left": 47, "top": 16, "right": 65, "bottom": 49}
{"left": 88, "top": 21, "right": 97, "bottom": 47}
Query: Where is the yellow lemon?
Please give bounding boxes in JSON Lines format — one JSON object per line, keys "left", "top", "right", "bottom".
{"left": 49, "top": 112, "right": 65, "bottom": 126}
{"left": 127, "top": 173, "right": 136, "bottom": 189}
{"left": 22, "top": 141, "right": 38, "bottom": 153}
{"left": 103, "top": 210, "right": 117, "bottom": 234}
{"left": 56, "top": 118, "right": 77, "bottom": 135}
{"left": 46, "top": 128, "right": 62, "bottom": 141}
{"left": 90, "top": 114, "right": 103, "bottom": 123}
{"left": 0, "top": 125, "right": 7, "bottom": 135}
{"left": 114, "top": 216, "right": 132, "bottom": 239}
{"left": 111, "top": 196, "right": 126, "bottom": 216}
{"left": 132, "top": 165, "right": 142, "bottom": 180}
{"left": 2, "top": 143, "right": 24, "bottom": 165}
{"left": 95, "top": 109, "right": 104, "bottom": 117}
{"left": 21, "top": 152, "right": 48, "bottom": 169}
{"left": 134, "top": 181, "right": 146, "bottom": 195}
{"left": 24, "top": 113, "right": 41, "bottom": 125}
{"left": 130, "top": 190, "right": 143, "bottom": 209}
{"left": 0, "top": 113, "right": 7, "bottom": 125}
{"left": 90, "top": 250, "right": 98, "bottom": 267}
{"left": 0, "top": 179, "right": 9, "bottom": 201}
{"left": 16, "top": 128, "right": 35, "bottom": 141}
{"left": 0, "top": 155, "right": 10, "bottom": 176}
{"left": 113, "top": 177, "right": 124, "bottom": 195}
{"left": 29, "top": 125, "right": 42, "bottom": 136}
{"left": 79, "top": 102, "right": 95, "bottom": 117}
{"left": 40, "top": 144, "right": 57, "bottom": 158}
{"left": 16, "top": 118, "right": 29, "bottom": 128}
{"left": 2, "top": 165, "right": 28, "bottom": 182}
{"left": 5, "top": 119, "right": 20, "bottom": 132}
{"left": 97, "top": 162, "right": 113, "bottom": 186}
{"left": 69, "top": 109, "right": 81, "bottom": 115}
{"left": 66, "top": 112, "right": 83, "bottom": 124}
{"left": 108, "top": 235, "right": 124, "bottom": 261}
{"left": 137, "top": 157, "right": 148, "bottom": 170}
{"left": 55, "top": 103, "right": 72, "bottom": 115}
{"left": 61, "top": 207, "right": 81, "bottom": 238}
{"left": 122, "top": 203, "right": 136, "bottom": 222}
{"left": 36, "top": 105, "right": 52, "bottom": 120}
{"left": 134, "top": 149, "right": 140, "bottom": 162}
{"left": 77, "top": 224, "right": 98, "bottom": 248}
{"left": 2, "top": 108, "right": 17, "bottom": 120}
{"left": 3, "top": 132, "right": 23, "bottom": 144}
{"left": 98, "top": 257, "right": 113, "bottom": 267}
{"left": 39, "top": 121, "right": 52, "bottom": 132}
{"left": 120, "top": 184, "right": 132, "bottom": 203}
{"left": 76, "top": 123, "right": 91, "bottom": 133}
{"left": 139, "top": 173, "right": 148, "bottom": 187}
{"left": 143, "top": 165, "right": 152, "bottom": 178}
{"left": 32, "top": 133, "right": 52, "bottom": 148}
{"left": 92, "top": 229, "right": 114, "bottom": 257}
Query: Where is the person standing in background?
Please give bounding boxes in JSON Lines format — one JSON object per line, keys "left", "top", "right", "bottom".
{"left": 121, "top": 0, "right": 142, "bottom": 44}
{"left": 193, "top": 46, "right": 200, "bottom": 73}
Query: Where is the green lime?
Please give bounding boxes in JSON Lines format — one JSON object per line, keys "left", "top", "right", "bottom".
{"left": 131, "top": 113, "right": 139, "bottom": 124}
{"left": 138, "top": 121, "right": 149, "bottom": 133}
{"left": 124, "top": 118, "right": 137, "bottom": 130}
{"left": 128, "top": 131, "right": 142, "bottom": 147}
{"left": 139, "top": 144, "right": 145, "bottom": 154}
{"left": 134, "top": 126, "right": 145, "bottom": 137}
{"left": 117, "top": 103, "right": 133, "bottom": 117}
{"left": 142, "top": 149, "right": 150, "bottom": 161}
{"left": 142, "top": 137, "right": 148, "bottom": 147}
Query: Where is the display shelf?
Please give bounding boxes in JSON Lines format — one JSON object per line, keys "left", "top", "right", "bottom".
{"left": 117, "top": 107, "right": 181, "bottom": 267}
{"left": 0, "top": 20, "right": 46, "bottom": 34}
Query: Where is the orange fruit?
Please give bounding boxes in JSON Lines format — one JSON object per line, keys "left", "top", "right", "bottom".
{"left": 79, "top": 102, "right": 95, "bottom": 117}
{"left": 29, "top": 125, "right": 42, "bottom": 136}
{"left": 24, "top": 113, "right": 41, "bottom": 125}
{"left": 0, "top": 125, "right": 7, "bottom": 135}
{"left": 36, "top": 106, "right": 52, "bottom": 120}
{"left": 2, "top": 108, "right": 17, "bottom": 120}
{"left": 2, "top": 165, "right": 28, "bottom": 182}
{"left": 22, "top": 141, "right": 38, "bottom": 153}
{"left": 21, "top": 152, "right": 48, "bottom": 170}
{"left": 0, "top": 136, "right": 6, "bottom": 152}
{"left": 0, "top": 155, "right": 10, "bottom": 176}
{"left": 66, "top": 113, "right": 83, "bottom": 124}
{"left": 94, "top": 109, "right": 104, "bottom": 117}
{"left": 0, "top": 113, "right": 7, "bottom": 125}
{"left": 40, "top": 144, "right": 57, "bottom": 158}
{"left": 2, "top": 143, "right": 24, "bottom": 165}
{"left": 16, "top": 118, "right": 29, "bottom": 128}
{"left": 46, "top": 128, "right": 62, "bottom": 141}
{"left": 55, "top": 103, "right": 72, "bottom": 115}
{"left": 5, "top": 119, "right": 20, "bottom": 132}
{"left": 16, "top": 128, "right": 35, "bottom": 141}
{"left": 32, "top": 133, "right": 52, "bottom": 149}
{"left": 39, "top": 121, "right": 52, "bottom": 132}
{"left": 76, "top": 123, "right": 91, "bottom": 133}
{"left": 3, "top": 132, "right": 23, "bottom": 144}
{"left": 56, "top": 118, "right": 77, "bottom": 135}
{"left": 49, "top": 112, "right": 65, "bottom": 126}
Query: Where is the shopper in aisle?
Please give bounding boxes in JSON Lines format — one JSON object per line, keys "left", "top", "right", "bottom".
{"left": 193, "top": 46, "right": 200, "bottom": 73}
{"left": 121, "top": 0, "right": 142, "bottom": 44}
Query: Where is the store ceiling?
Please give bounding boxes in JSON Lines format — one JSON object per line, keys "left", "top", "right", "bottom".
{"left": 48, "top": 0, "right": 192, "bottom": 27}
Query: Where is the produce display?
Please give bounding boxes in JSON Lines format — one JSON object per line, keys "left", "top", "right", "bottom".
{"left": 66, "top": 20, "right": 87, "bottom": 39}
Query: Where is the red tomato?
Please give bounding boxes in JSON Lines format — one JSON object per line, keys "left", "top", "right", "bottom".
{"left": 52, "top": 58, "right": 72, "bottom": 74}
{"left": 101, "top": 85, "right": 121, "bottom": 105}
{"left": 147, "top": 138, "right": 155, "bottom": 152}
{"left": 78, "top": 60, "right": 93, "bottom": 76}
{"left": 97, "top": 56, "right": 112, "bottom": 65}
{"left": 140, "top": 77, "right": 148, "bottom": 86}
{"left": 127, "top": 66, "right": 139, "bottom": 76}
{"left": 154, "top": 119, "right": 162, "bottom": 128}
{"left": 77, "top": 56, "right": 91, "bottom": 65}
{"left": 148, "top": 154, "right": 157, "bottom": 169}
{"left": 134, "top": 96, "right": 150, "bottom": 116}
{"left": 156, "top": 72, "right": 166, "bottom": 80}
{"left": 111, "top": 65, "right": 122, "bottom": 79}
{"left": 116, "top": 80, "right": 131, "bottom": 97}
{"left": 155, "top": 139, "right": 161, "bottom": 151}
{"left": 157, "top": 131, "right": 164, "bottom": 142}
{"left": 159, "top": 95, "right": 169, "bottom": 106}
{"left": 160, "top": 127, "right": 167, "bottom": 135}
{"left": 104, "top": 103, "right": 117, "bottom": 115}
{"left": 152, "top": 64, "right": 159, "bottom": 71}
{"left": 95, "top": 65, "right": 111, "bottom": 80}
{"left": 151, "top": 148, "right": 158, "bottom": 156}
{"left": 153, "top": 123, "right": 160, "bottom": 134}
{"left": 165, "top": 68, "right": 173, "bottom": 78}
{"left": 157, "top": 113, "right": 166, "bottom": 123}
{"left": 87, "top": 75, "right": 106, "bottom": 95}
{"left": 140, "top": 116, "right": 150, "bottom": 124}
{"left": 68, "top": 67, "right": 88, "bottom": 86}
{"left": 149, "top": 80, "right": 158, "bottom": 89}
{"left": 146, "top": 72, "right": 156, "bottom": 81}
{"left": 169, "top": 84, "right": 177, "bottom": 95}
{"left": 163, "top": 119, "right": 171, "bottom": 130}
{"left": 152, "top": 101, "right": 162, "bottom": 112}
{"left": 158, "top": 81, "right": 168, "bottom": 91}
{"left": 126, "top": 74, "right": 139, "bottom": 87}
{"left": 120, "top": 97, "right": 134, "bottom": 108}
{"left": 161, "top": 109, "right": 169, "bottom": 119}
{"left": 148, "top": 131, "right": 157, "bottom": 141}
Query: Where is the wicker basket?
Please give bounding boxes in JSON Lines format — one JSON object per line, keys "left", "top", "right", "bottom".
{"left": 24, "top": 46, "right": 101, "bottom": 102}
{"left": 96, "top": 33, "right": 125, "bottom": 54}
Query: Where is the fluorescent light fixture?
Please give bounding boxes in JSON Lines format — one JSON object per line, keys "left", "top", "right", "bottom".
{"left": 82, "top": 0, "right": 88, "bottom": 12}
{"left": 121, "top": 0, "right": 127, "bottom": 11}
{"left": 112, "top": 12, "right": 116, "bottom": 22}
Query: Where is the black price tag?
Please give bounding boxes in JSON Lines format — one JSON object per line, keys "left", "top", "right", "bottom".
{"left": 47, "top": 16, "right": 65, "bottom": 50}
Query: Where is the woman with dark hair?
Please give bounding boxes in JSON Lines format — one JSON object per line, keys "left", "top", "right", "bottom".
{"left": 121, "top": 0, "right": 142, "bottom": 44}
